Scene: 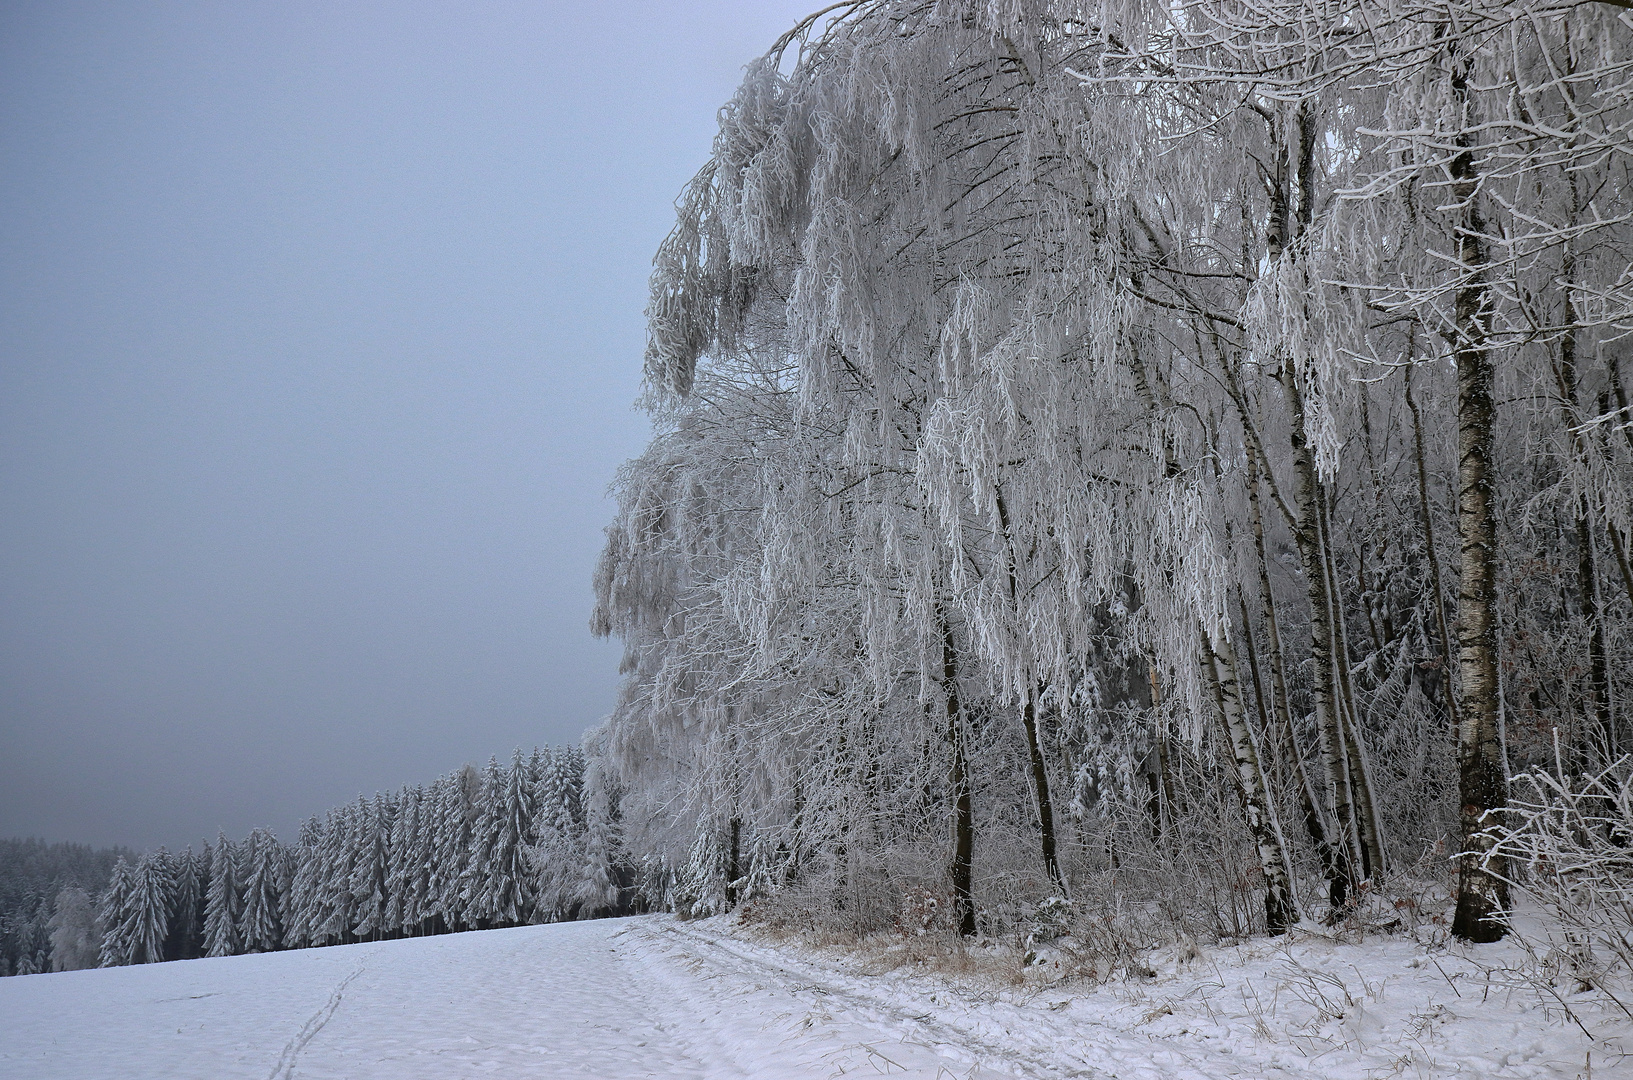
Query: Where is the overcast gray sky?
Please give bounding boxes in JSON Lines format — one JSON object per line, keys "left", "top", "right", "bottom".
{"left": 0, "top": 0, "right": 813, "bottom": 852}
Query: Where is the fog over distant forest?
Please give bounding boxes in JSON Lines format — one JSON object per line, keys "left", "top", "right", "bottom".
{"left": 0, "top": 0, "right": 818, "bottom": 853}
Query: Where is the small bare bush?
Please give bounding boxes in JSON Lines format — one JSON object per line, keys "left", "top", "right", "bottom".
{"left": 1482, "top": 755, "right": 1633, "bottom": 1009}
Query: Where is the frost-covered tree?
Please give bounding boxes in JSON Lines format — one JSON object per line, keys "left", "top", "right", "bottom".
{"left": 532, "top": 744, "right": 588, "bottom": 919}
{"left": 4, "top": 896, "right": 51, "bottom": 976}
{"left": 575, "top": 745, "right": 626, "bottom": 918}
{"left": 421, "top": 776, "right": 457, "bottom": 933}
{"left": 47, "top": 887, "right": 101, "bottom": 971}
{"left": 458, "top": 754, "right": 541, "bottom": 928}
{"left": 350, "top": 795, "right": 393, "bottom": 941}
{"left": 70, "top": 743, "right": 635, "bottom": 967}
{"left": 407, "top": 784, "right": 441, "bottom": 934}
{"left": 482, "top": 750, "right": 538, "bottom": 926}
{"left": 611, "top": 0, "right": 1298, "bottom": 932}
{"left": 459, "top": 757, "right": 506, "bottom": 928}
{"left": 282, "top": 819, "right": 324, "bottom": 949}
{"left": 1316, "top": 0, "right": 1633, "bottom": 941}
{"left": 240, "top": 829, "right": 285, "bottom": 953}
{"left": 0, "top": 839, "right": 126, "bottom": 974}
{"left": 431, "top": 766, "right": 481, "bottom": 932}
{"left": 313, "top": 802, "right": 361, "bottom": 945}
{"left": 165, "top": 847, "right": 205, "bottom": 960}
{"left": 126, "top": 849, "right": 174, "bottom": 964}
{"left": 597, "top": 0, "right": 1632, "bottom": 945}
{"left": 385, "top": 785, "right": 426, "bottom": 936}
{"left": 98, "top": 857, "right": 136, "bottom": 967}
{"left": 202, "top": 833, "right": 241, "bottom": 958}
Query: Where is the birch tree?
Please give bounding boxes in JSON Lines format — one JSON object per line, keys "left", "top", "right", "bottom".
{"left": 597, "top": 0, "right": 1633, "bottom": 945}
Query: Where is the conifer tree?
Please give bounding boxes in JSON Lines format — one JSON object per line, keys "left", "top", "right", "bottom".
{"left": 351, "top": 794, "right": 393, "bottom": 941}
{"left": 527, "top": 746, "right": 550, "bottom": 797}
{"left": 240, "top": 829, "right": 285, "bottom": 953}
{"left": 408, "top": 785, "right": 439, "bottom": 934}
{"left": 531, "top": 746, "right": 582, "bottom": 920}
{"left": 309, "top": 808, "right": 349, "bottom": 946}
{"left": 459, "top": 757, "right": 507, "bottom": 928}
{"left": 127, "top": 849, "right": 175, "bottom": 964}
{"left": 487, "top": 749, "right": 537, "bottom": 925}
{"left": 165, "top": 847, "right": 204, "bottom": 960}
{"left": 314, "top": 801, "right": 362, "bottom": 944}
{"left": 574, "top": 748, "right": 623, "bottom": 918}
{"left": 434, "top": 767, "right": 480, "bottom": 931}
{"left": 282, "top": 818, "right": 323, "bottom": 950}
{"left": 96, "top": 858, "right": 136, "bottom": 967}
{"left": 421, "top": 776, "right": 453, "bottom": 933}
{"left": 384, "top": 785, "right": 419, "bottom": 936}
{"left": 9, "top": 896, "right": 51, "bottom": 975}
{"left": 202, "top": 832, "right": 241, "bottom": 958}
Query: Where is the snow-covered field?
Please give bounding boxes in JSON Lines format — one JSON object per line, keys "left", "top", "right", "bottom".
{"left": 2, "top": 914, "right": 1627, "bottom": 1078}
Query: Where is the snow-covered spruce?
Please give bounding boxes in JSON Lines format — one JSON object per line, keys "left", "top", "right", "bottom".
{"left": 88, "top": 744, "right": 626, "bottom": 967}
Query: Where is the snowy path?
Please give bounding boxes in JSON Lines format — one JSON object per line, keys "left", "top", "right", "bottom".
{"left": 0, "top": 916, "right": 1031, "bottom": 1079}
{"left": 3, "top": 914, "right": 1628, "bottom": 1078}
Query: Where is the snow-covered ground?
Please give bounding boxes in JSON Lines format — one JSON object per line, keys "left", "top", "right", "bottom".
{"left": 1, "top": 914, "right": 1627, "bottom": 1078}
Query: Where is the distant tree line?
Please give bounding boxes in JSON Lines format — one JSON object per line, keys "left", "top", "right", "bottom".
{"left": 0, "top": 839, "right": 130, "bottom": 976}
{"left": 6, "top": 744, "right": 639, "bottom": 975}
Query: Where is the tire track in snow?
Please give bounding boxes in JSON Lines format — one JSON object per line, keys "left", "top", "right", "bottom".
{"left": 636, "top": 920, "right": 1114, "bottom": 1079}
{"left": 265, "top": 962, "right": 365, "bottom": 1080}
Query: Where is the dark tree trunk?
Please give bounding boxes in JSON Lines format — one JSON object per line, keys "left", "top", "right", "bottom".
{"left": 1274, "top": 95, "right": 1364, "bottom": 910}
{"left": 1142, "top": 660, "right": 1177, "bottom": 849}
{"left": 1022, "top": 690, "right": 1065, "bottom": 896}
{"left": 1282, "top": 369, "right": 1363, "bottom": 909}
{"left": 1576, "top": 514, "right": 1614, "bottom": 760}
{"left": 1405, "top": 364, "right": 1460, "bottom": 730}
{"left": 1203, "top": 632, "right": 1299, "bottom": 933}
{"left": 993, "top": 490, "right": 1066, "bottom": 896}
{"left": 1554, "top": 130, "right": 1617, "bottom": 766}
{"left": 1247, "top": 453, "right": 1341, "bottom": 889}
{"left": 725, "top": 817, "right": 742, "bottom": 907}
{"left": 941, "top": 608, "right": 976, "bottom": 937}
{"left": 1446, "top": 33, "right": 1509, "bottom": 943}
{"left": 1324, "top": 497, "right": 1387, "bottom": 880}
